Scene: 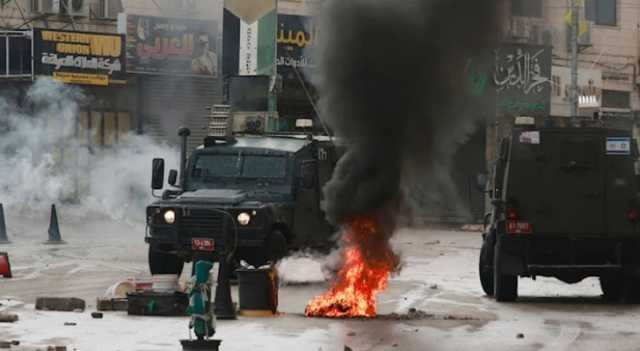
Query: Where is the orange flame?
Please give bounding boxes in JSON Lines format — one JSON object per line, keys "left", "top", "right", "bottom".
{"left": 305, "top": 215, "right": 398, "bottom": 318}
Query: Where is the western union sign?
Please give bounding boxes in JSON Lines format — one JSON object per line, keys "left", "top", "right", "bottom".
{"left": 34, "top": 29, "right": 126, "bottom": 86}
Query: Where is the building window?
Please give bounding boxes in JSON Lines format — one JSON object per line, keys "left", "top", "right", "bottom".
{"left": 602, "top": 89, "right": 629, "bottom": 109}
{"left": 511, "top": 0, "right": 542, "bottom": 18}
{"left": 585, "top": 0, "right": 617, "bottom": 26}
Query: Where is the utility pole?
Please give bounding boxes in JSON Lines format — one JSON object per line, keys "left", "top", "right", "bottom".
{"left": 570, "top": 0, "right": 580, "bottom": 117}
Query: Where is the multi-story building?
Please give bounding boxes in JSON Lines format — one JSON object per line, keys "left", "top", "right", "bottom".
{"left": 0, "top": 0, "right": 224, "bottom": 149}
{"left": 506, "top": 0, "right": 639, "bottom": 119}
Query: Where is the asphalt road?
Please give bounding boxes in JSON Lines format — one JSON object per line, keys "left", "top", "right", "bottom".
{"left": 1, "top": 212, "right": 640, "bottom": 351}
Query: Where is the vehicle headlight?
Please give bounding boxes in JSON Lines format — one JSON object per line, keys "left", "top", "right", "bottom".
{"left": 237, "top": 212, "right": 251, "bottom": 226}
{"left": 163, "top": 210, "right": 176, "bottom": 224}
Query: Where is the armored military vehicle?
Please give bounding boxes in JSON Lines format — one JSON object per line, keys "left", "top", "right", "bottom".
{"left": 479, "top": 118, "right": 640, "bottom": 302}
{"left": 145, "top": 112, "right": 339, "bottom": 275}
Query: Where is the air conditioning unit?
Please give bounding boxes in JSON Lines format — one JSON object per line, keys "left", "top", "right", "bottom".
{"left": 31, "top": 0, "right": 60, "bottom": 14}
{"left": 509, "top": 16, "right": 540, "bottom": 44}
{"left": 60, "top": 0, "right": 88, "bottom": 17}
{"left": 94, "top": 0, "right": 122, "bottom": 19}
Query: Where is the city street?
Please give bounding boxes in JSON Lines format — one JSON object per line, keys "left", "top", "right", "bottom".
{"left": 2, "top": 212, "right": 639, "bottom": 351}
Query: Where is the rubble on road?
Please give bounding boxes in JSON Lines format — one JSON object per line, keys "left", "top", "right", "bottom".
{"left": 35, "top": 298, "right": 85, "bottom": 312}
{"left": 96, "top": 298, "right": 128, "bottom": 311}
{"left": 0, "top": 313, "right": 18, "bottom": 323}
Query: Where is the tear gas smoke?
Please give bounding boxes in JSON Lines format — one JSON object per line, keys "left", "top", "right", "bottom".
{"left": 0, "top": 78, "right": 178, "bottom": 225}
{"left": 315, "top": 0, "right": 504, "bottom": 225}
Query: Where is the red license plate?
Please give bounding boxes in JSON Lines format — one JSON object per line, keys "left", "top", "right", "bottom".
{"left": 506, "top": 221, "right": 533, "bottom": 234}
{"left": 191, "top": 238, "right": 215, "bottom": 251}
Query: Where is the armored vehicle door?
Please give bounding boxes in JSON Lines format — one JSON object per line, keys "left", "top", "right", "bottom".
{"left": 508, "top": 129, "right": 605, "bottom": 235}
{"left": 603, "top": 130, "right": 638, "bottom": 236}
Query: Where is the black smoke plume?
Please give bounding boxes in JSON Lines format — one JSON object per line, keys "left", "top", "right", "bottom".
{"left": 316, "top": 0, "right": 504, "bottom": 225}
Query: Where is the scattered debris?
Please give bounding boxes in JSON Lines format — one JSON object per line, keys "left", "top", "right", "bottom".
{"left": 517, "top": 333, "right": 525, "bottom": 339}
{"left": 0, "top": 313, "right": 18, "bottom": 323}
{"left": 382, "top": 309, "right": 482, "bottom": 321}
{"left": 461, "top": 224, "right": 484, "bottom": 232}
{"left": 96, "top": 298, "right": 128, "bottom": 311}
{"left": 63, "top": 322, "right": 76, "bottom": 326}
{"left": 347, "top": 332, "right": 356, "bottom": 337}
{"left": 91, "top": 312, "right": 103, "bottom": 319}
{"left": 36, "top": 297, "right": 85, "bottom": 312}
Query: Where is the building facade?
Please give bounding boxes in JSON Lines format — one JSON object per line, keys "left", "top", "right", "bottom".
{"left": 0, "top": 0, "right": 224, "bottom": 150}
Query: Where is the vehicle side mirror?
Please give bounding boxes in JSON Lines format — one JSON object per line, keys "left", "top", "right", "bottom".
{"left": 151, "top": 158, "right": 165, "bottom": 190}
{"left": 475, "top": 173, "right": 488, "bottom": 192}
{"left": 168, "top": 169, "right": 178, "bottom": 186}
{"left": 301, "top": 162, "right": 317, "bottom": 189}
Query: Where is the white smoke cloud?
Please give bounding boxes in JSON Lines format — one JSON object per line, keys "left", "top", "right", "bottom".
{"left": 0, "top": 78, "right": 178, "bottom": 226}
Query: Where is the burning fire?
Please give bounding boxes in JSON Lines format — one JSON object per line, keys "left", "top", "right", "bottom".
{"left": 305, "top": 215, "right": 398, "bottom": 318}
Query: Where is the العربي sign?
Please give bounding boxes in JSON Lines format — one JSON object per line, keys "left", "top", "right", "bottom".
{"left": 124, "top": 14, "right": 219, "bottom": 78}
{"left": 33, "top": 29, "right": 126, "bottom": 86}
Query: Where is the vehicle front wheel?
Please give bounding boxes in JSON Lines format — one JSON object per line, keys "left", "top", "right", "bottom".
{"left": 493, "top": 243, "right": 518, "bottom": 302}
{"left": 479, "top": 240, "right": 494, "bottom": 296}
{"left": 148, "top": 245, "right": 184, "bottom": 276}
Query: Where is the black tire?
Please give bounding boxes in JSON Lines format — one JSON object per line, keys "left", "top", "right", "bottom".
{"left": 494, "top": 242, "right": 518, "bottom": 302}
{"left": 600, "top": 274, "right": 624, "bottom": 302}
{"left": 148, "top": 245, "right": 184, "bottom": 276}
{"left": 479, "top": 241, "right": 494, "bottom": 296}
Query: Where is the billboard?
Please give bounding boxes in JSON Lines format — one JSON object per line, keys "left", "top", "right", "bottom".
{"left": 33, "top": 29, "right": 126, "bottom": 86}
{"left": 125, "top": 14, "right": 219, "bottom": 77}
{"left": 277, "top": 14, "right": 316, "bottom": 71}
{"left": 493, "top": 44, "right": 552, "bottom": 117}
{"left": 223, "top": 0, "right": 277, "bottom": 76}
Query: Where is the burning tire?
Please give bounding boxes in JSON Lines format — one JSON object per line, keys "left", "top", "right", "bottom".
{"left": 493, "top": 243, "right": 517, "bottom": 302}
{"left": 148, "top": 246, "right": 184, "bottom": 276}
{"left": 479, "top": 241, "right": 494, "bottom": 296}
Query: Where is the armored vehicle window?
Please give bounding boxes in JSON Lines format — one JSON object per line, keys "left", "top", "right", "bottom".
{"left": 191, "top": 153, "right": 288, "bottom": 180}
{"left": 243, "top": 155, "right": 287, "bottom": 178}
{"left": 192, "top": 154, "right": 241, "bottom": 177}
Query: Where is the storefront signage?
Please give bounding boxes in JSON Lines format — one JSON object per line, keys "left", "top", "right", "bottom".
{"left": 34, "top": 29, "right": 126, "bottom": 86}
{"left": 494, "top": 44, "right": 552, "bottom": 117}
{"left": 124, "top": 14, "right": 219, "bottom": 77}
{"left": 550, "top": 66, "right": 602, "bottom": 117}
{"left": 277, "top": 14, "right": 316, "bottom": 70}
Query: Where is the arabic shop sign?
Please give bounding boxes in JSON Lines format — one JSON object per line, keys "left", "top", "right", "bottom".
{"left": 277, "top": 14, "right": 316, "bottom": 70}
{"left": 33, "top": 29, "right": 126, "bottom": 86}
{"left": 125, "top": 15, "right": 219, "bottom": 78}
{"left": 494, "top": 44, "right": 551, "bottom": 117}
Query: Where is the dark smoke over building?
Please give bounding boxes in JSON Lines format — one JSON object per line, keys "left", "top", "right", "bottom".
{"left": 315, "top": 0, "right": 504, "bottom": 225}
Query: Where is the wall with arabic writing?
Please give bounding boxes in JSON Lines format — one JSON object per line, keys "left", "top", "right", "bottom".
{"left": 494, "top": 43, "right": 552, "bottom": 118}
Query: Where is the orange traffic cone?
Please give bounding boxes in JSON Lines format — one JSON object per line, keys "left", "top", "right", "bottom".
{"left": 0, "top": 252, "right": 11, "bottom": 278}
